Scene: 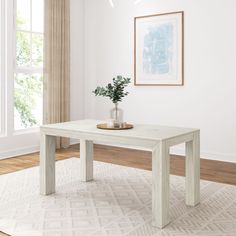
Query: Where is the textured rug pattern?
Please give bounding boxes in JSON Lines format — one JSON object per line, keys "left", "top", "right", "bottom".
{"left": 0, "top": 158, "right": 236, "bottom": 236}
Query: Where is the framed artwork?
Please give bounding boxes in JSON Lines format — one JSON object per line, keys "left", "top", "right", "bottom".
{"left": 134, "top": 11, "right": 184, "bottom": 86}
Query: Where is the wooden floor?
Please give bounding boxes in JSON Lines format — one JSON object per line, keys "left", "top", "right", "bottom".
{"left": 0, "top": 232, "right": 10, "bottom": 236}
{"left": 0, "top": 144, "right": 236, "bottom": 236}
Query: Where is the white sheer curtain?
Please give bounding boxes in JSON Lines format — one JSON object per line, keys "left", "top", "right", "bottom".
{"left": 43, "top": 0, "right": 70, "bottom": 148}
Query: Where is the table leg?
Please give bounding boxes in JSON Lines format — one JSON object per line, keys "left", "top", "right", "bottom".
{"left": 80, "top": 140, "right": 93, "bottom": 181}
{"left": 40, "top": 134, "right": 56, "bottom": 195}
{"left": 185, "top": 130, "right": 200, "bottom": 206}
{"left": 152, "top": 141, "right": 170, "bottom": 228}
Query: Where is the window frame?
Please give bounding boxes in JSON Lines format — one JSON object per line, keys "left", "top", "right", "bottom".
{"left": 0, "top": 0, "right": 6, "bottom": 137}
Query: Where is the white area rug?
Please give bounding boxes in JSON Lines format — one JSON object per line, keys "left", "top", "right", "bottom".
{"left": 0, "top": 158, "right": 236, "bottom": 236}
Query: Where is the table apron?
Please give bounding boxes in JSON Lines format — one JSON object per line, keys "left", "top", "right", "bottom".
{"left": 165, "top": 132, "right": 195, "bottom": 148}
{"left": 40, "top": 128, "right": 158, "bottom": 150}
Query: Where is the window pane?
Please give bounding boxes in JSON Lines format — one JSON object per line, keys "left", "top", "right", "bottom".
{"left": 16, "top": 31, "right": 31, "bottom": 67}
{"left": 32, "top": 0, "right": 44, "bottom": 33}
{"left": 16, "top": 0, "right": 30, "bottom": 31}
{"left": 14, "top": 73, "right": 43, "bottom": 130}
{"left": 32, "top": 33, "right": 43, "bottom": 67}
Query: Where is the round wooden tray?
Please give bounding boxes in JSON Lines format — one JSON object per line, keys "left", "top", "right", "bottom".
{"left": 96, "top": 123, "right": 133, "bottom": 130}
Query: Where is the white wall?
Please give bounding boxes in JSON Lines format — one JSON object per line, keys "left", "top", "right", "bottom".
{"left": 84, "top": 0, "right": 97, "bottom": 119}
{"left": 0, "top": 0, "right": 85, "bottom": 159}
{"left": 70, "top": 0, "right": 85, "bottom": 121}
{"left": 84, "top": 0, "right": 236, "bottom": 162}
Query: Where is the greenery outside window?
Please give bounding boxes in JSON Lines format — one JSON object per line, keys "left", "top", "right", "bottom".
{"left": 14, "top": 0, "right": 43, "bottom": 130}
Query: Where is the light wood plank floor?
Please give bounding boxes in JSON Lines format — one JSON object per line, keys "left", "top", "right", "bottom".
{"left": 0, "top": 144, "right": 236, "bottom": 236}
{"left": 0, "top": 233, "right": 10, "bottom": 236}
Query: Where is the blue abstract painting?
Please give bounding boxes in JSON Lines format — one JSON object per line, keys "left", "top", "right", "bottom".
{"left": 135, "top": 12, "right": 183, "bottom": 85}
{"left": 143, "top": 23, "right": 173, "bottom": 75}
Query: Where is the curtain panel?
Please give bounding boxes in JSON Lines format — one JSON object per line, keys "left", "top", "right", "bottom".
{"left": 43, "top": 0, "right": 70, "bottom": 148}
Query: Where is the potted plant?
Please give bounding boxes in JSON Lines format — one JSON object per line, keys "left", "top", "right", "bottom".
{"left": 93, "top": 75, "right": 131, "bottom": 126}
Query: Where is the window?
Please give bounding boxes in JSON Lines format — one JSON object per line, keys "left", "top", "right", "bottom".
{"left": 0, "top": 0, "right": 44, "bottom": 157}
{"left": 14, "top": 0, "right": 44, "bottom": 130}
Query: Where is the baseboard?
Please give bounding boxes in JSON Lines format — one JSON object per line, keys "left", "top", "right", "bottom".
{"left": 0, "top": 139, "right": 79, "bottom": 160}
{"left": 94, "top": 141, "right": 236, "bottom": 163}
{"left": 171, "top": 147, "right": 236, "bottom": 163}
{"left": 0, "top": 145, "right": 40, "bottom": 160}
{"left": 70, "top": 138, "right": 80, "bottom": 145}
{"left": 1, "top": 140, "right": 235, "bottom": 164}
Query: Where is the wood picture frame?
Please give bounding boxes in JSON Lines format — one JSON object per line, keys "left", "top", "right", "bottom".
{"left": 134, "top": 11, "right": 184, "bottom": 86}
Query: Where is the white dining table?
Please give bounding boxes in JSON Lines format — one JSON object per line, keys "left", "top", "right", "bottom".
{"left": 40, "top": 119, "right": 200, "bottom": 228}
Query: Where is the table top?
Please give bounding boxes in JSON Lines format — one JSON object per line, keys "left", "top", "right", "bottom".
{"left": 41, "top": 119, "right": 198, "bottom": 142}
